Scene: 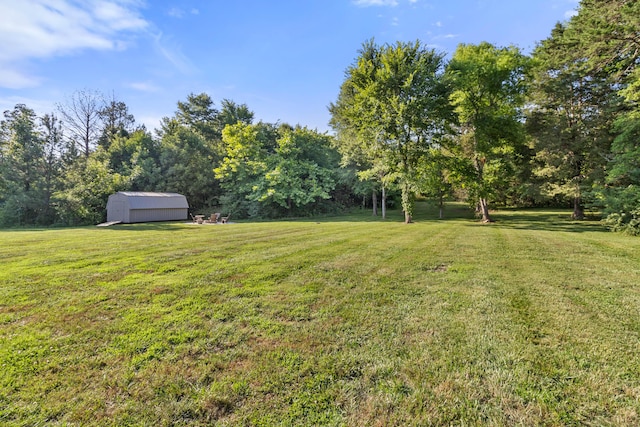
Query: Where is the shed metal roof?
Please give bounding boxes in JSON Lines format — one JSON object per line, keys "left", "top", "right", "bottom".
{"left": 114, "top": 192, "right": 189, "bottom": 209}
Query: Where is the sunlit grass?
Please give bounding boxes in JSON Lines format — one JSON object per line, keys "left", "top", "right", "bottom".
{"left": 1, "top": 203, "right": 640, "bottom": 425}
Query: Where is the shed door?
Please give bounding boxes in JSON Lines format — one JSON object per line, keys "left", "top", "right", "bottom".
{"left": 109, "top": 201, "right": 126, "bottom": 222}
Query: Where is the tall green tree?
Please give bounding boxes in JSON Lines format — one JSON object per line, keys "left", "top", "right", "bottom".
{"left": 157, "top": 127, "right": 218, "bottom": 210}
{"left": 160, "top": 92, "right": 220, "bottom": 144}
{"left": 215, "top": 122, "right": 276, "bottom": 217}
{"left": 330, "top": 39, "right": 452, "bottom": 223}
{"left": 563, "top": 0, "right": 640, "bottom": 230}
{"left": 330, "top": 84, "right": 387, "bottom": 217}
{"left": 527, "top": 23, "right": 618, "bottom": 219}
{"left": 217, "top": 99, "right": 254, "bottom": 129}
{"left": 97, "top": 94, "right": 136, "bottom": 150}
{"left": 39, "top": 113, "right": 65, "bottom": 223}
{"left": 567, "top": 0, "right": 640, "bottom": 81}
{"left": 417, "top": 148, "right": 455, "bottom": 219}
{"left": 0, "top": 105, "right": 48, "bottom": 225}
{"left": 156, "top": 94, "right": 253, "bottom": 211}
{"left": 446, "top": 42, "right": 530, "bottom": 222}
{"left": 105, "top": 129, "right": 158, "bottom": 184}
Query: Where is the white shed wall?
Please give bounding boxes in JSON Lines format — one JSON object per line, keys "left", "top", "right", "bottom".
{"left": 129, "top": 208, "right": 188, "bottom": 223}
{"left": 106, "top": 192, "right": 189, "bottom": 223}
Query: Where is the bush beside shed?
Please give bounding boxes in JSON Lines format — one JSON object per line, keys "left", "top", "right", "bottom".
{"left": 106, "top": 192, "right": 189, "bottom": 223}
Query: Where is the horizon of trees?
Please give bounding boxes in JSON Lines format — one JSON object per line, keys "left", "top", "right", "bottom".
{"left": 1, "top": 0, "right": 639, "bottom": 234}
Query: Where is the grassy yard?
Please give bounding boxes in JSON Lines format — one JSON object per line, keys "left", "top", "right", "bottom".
{"left": 1, "top": 203, "right": 640, "bottom": 426}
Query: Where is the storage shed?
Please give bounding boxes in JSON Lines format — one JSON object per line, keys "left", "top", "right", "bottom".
{"left": 106, "top": 192, "right": 189, "bottom": 223}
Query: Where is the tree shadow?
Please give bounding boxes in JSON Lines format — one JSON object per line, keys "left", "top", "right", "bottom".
{"left": 98, "top": 221, "right": 196, "bottom": 232}
{"left": 487, "top": 209, "right": 606, "bottom": 233}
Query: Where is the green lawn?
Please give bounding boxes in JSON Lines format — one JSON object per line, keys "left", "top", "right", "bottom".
{"left": 2, "top": 204, "right": 640, "bottom": 426}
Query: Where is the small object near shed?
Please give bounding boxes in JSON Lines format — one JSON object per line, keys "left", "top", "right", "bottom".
{"left": 106, "top": 191, "right": 189, "bottom": 223}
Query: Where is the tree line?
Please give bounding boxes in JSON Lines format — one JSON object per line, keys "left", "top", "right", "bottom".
{"left": 331, "top": 0, "right": 640, "bottom": 233}
{"left": 1, "top": 0, "right": 638, "bottom": 232}
{"left": 0, "top": 90, "right": 356, "bottom": 226}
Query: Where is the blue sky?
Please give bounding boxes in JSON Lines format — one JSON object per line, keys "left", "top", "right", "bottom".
{"left": 0, "top": 0, "right": 579, "bottom": 133}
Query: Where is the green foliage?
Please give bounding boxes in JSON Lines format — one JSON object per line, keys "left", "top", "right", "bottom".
{"left": 446, "top": 42, "right": 530, "bottom": 221}
{"left": 215, "top": 122, "right": 274, "bottom": 217}
{"left": 601, "top": 113, "right": 640, "bottom": 234}
{"left": 54, "top": 153, "right": 130, "bottom": 225}
{"left": 97, "top": 97, "right": 136, "bottom": 150}
{"left": 566, "top": 0, "right": 640, "bottom": 80}
{"left": 156, "top": 127, "right": 220, "bottom": 210}
{"left": 217, "top": 98, "right": 254, "bottom": 128}
{"left": 216, "top": 123, "right": 342, "bottom": 218}
{"left": 251, "top": 127, "right": 336, "bottom": 209}
{"left": 331, "top": 39, "right": 452, "bottom": 222}
{"left": 527, "top": 22, "right": 619, "bottom": 219}
{"left": 0, "top": 105, "right": 62, "bottom": 226}
{"left": 169, "top": 92, "right": 221, "bottom": 143}
{"left": 540, "top": 0, "right": 640, "bottom": 227}
{"left": 602, "top": 208, "right": 640, "bottom": 236}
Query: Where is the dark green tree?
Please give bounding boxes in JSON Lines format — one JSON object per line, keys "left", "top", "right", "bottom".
{"left": 160, "top": 92, "right": 220, "bottom": 144}
{"left": 527, "top": 22, "right": 619, "bottom": 219}
{"left": 98, "top": 94, "right": 136, "bottom": 150}
{"left": 39, "top": 113, "right": 65, "bottom": 224}
{"left": 563, "top": 0, "right": 640, "bottom": 230}
{"left": 157, "top": 126, "right": 218, "bottom": 211}
{"left": 0, "top": 105, "right": 48, "bottom": 225}
{"left": 250, "top": 126, "right": 337, "bottom": 213}
{"left": 217, "top": 99, "right": 254, "bottom": 129}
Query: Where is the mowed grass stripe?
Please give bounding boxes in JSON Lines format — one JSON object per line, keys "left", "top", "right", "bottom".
{"left": 474, "top": 224, "right": 640, "bottom": 424}
{"left": 2, "top": 206, "right": 640, "bottom": 425}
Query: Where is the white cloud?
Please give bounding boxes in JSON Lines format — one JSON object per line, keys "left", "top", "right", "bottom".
{"left": 353, "top": 0, "right": 399, "bottom": 7}
{"left": 151, "top": 32, "right": 196, "bottom": 75}
{"left": 136, "top": 113, "right": 164, "bottom": 131}
{"left": 0, "top": 95, "right": 56, "bottom": 116}
{"left": 0, "top": 68, "right": 42, "bottom": 90}
{"left": 167, "top": 7, "right": 200, "bottom": 18}
{"left": 431, "top": 33, "right": 458, "bottom": 41}
{"left": 167, "top": 7, "right": 185, "bottom": 18}
{"left": 128, "top": 81, "right": 160, "bottom": 92}
{"left": 0, "top": 0, "right": 149, "bottom": 89}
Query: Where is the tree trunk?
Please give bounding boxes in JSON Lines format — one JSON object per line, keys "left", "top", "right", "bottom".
{"left": 372, "top": 190, "right": 378, "bottom": 216}
{"left": 405, "top": 211, "right": 413, "bottom": 223}
{"left": 400, "top": 182, "right": 414, "bottom": 224}
{"left": 439, "top": 194, "right": 444, "bottom": 219}
{"left": 479, "top": 197, "right": 493, "bottom": 222}
{"left": 381, "top": 185, "right": 387, "bottom": 220}
{"left": 572, "top": 196, "right": 584, "bottom": 220}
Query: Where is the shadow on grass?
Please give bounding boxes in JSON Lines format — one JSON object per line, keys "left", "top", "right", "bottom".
{"left": 98, "top": 221, "right": 196, "bottom": 231}
{"left": 488, "top": 209, "right": 607, "bottom": 233}
{"left": 0, "top": 204, "right": 606, "bottom": 234}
